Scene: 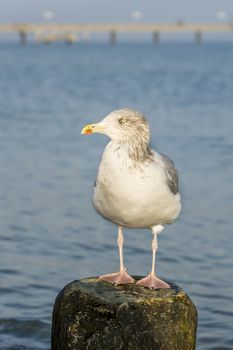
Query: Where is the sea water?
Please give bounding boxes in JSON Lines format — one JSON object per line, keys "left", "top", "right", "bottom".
{"left": 0, "top": 42, "right": 233, "bottom": 349}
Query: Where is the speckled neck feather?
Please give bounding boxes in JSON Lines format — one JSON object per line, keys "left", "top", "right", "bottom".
{"left": 113, "top": 131, "right": 153, "bottom": 164}
{"left": 126, "top": 140, "right": 153, "bottom": 163}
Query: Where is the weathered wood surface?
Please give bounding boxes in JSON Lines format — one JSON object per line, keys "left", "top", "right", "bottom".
{"left": 51, "top": 276, "right": 197, "bottom": 350}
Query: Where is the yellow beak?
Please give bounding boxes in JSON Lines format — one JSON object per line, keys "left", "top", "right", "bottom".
{"left": 81, "top": 123, "right": 104, "bottom": 135}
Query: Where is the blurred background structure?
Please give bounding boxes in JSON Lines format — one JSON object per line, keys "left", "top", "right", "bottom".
{"left": 0, "top": 0, "right": 233, "bottom": 43}
{"left": 0, "top": 22, "right": 233, "bottom": 45}
{"left": 0, "top": 1, "right": 233, "bottom": 350}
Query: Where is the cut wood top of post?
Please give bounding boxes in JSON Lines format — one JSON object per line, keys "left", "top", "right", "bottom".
{"left": 62, "top": 276, "right": 189, "bottom": 305}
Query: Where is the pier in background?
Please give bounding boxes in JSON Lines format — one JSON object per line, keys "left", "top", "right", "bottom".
{"left": 0, "top": 22, "right": 232, "bottom": 44}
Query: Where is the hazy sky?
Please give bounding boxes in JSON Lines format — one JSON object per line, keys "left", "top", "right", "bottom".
{"left": 0, "top": 0, "right": 232, "bottom": 23}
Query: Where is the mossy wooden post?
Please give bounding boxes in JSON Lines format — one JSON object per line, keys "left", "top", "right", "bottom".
{"left": 51, "top": 277, "right": 197, "bottom": 350}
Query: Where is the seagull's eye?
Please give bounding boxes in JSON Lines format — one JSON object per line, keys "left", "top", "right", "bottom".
{"left": 119, "top": 117, "right": 128, "bottom": 124}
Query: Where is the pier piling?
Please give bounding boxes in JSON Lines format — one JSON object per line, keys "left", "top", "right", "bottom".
{"left": 19, "top": 30, "right": 27, "bottom": 45}
{"left": 195, "top": 30, "right": 203, "bottom": 44}
{"left": 153, "top": 31, "right": 160, "bottom": 44}
{"left": 51, "top": 277, "right": 197, "bottom": 350}
{"left": 109, "top": 30, "right": 117, "bottom": 45}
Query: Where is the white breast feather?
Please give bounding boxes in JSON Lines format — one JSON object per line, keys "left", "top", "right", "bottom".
{"left": 93, "top": 142, "right": 181, "bottom": 228}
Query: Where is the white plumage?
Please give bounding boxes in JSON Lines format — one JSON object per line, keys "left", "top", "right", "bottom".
{"left": 81, "top": 108, "right": 181, "bottom": 289}
{"left": 93, "top": 142, "right": 181, "bottom": 228}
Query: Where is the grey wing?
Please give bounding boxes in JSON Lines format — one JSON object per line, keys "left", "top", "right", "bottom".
{"left": 161, "top": 154, "right": 179, "bottom": 195}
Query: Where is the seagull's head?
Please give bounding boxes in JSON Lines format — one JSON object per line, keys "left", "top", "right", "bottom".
{"left": 81, "top": 108, "right": 150, "bottom": 144}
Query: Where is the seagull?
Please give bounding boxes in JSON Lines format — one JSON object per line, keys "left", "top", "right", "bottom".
{"left": 81, "top": 108, "right": 181, "bottom": 289}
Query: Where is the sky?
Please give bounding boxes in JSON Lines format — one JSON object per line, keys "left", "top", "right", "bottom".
{"left": 0, "top": 0, "right": 233, "bottom": 23}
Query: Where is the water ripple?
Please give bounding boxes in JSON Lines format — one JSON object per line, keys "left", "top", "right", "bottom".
{"left": 0, "top": 42, "right": 233, "bottom": 350}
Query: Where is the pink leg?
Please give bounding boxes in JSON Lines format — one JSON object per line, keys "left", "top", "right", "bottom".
{"left": 99, "top": 226, "right": 135, "bottom": 285}
{"left": 137, "top": 225, "right": 170, "bottom": 289}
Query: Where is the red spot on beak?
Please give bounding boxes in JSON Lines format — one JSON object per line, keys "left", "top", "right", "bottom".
{"left": 81, "top": 124, "right": 94, "bottom": 135}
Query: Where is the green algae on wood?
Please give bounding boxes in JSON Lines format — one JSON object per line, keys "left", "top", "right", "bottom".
{"left": 51, "top": 276, "right": 197, "bottom": 350}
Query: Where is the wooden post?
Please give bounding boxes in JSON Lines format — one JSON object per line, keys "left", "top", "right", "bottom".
{"left": 153, "top": 31, "right": 160, "bottom": 44}
{"left": 110, "top": 30, "right": 117, "bottom": 45}
{"left": 51, "top": 277, "right": 197, "bottom": 350}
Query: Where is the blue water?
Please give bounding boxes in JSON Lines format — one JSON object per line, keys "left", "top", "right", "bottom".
{"left": 0, "top": 42, "right": 233, "bottom": 349}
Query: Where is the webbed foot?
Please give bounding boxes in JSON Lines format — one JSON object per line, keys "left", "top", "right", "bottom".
{"left": 136, "top": 272, "right": 170, "bottom": 289}
{"left": 99, "top": 269, "right": 135, "bottom": 285}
